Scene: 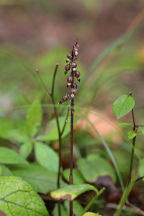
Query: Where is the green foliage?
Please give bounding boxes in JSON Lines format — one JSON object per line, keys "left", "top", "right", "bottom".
{"left": 117, "top": 122, "right": 132, "bottom": 128}
{"left": 19, "top": 141, "right": 33, "bottom": 159}
{"left": 0, "top": 147, "right": 28, "bottom": 165}
{"left": 77, "top": 154, "right": 116, "bottom": 182}
{"left": 26, "top": 100, "right": 42, "bottom": 137}
{"left": 34, "top": 142, "right": 58, "bottom": 172}
{"left": 140, "top": 126, "right": 144, "bottom": 135}
{"left": 138, "top": 159, "right": 144, "bottom": 177}
{"left": 0, "top": 176, "right": 49, "bottom": 216}
{"left": 128, "top": 130, "right": 137, "bottom": 140}
{"left": 11, "top": 163, "right": 59, "bottom": 194}
{"left": 63, "top": 168, "right": 84, "bottom": 184}
{"left": 113, "top": 94, "right": 135, "bottom": 119}
{"left": 51, "top": 184, "right": 98, "bottom": 201}
{"left": 42, "top": 116, "right": 71, "bottom": 141}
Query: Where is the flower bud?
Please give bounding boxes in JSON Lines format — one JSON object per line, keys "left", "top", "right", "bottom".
{"left": 67, "top": 75, "right": 73, "bottom": 83}
{"left": 72, "top": 83, "right": 77, "bottom": 89}
{"left": 67, "top": 53, "right": 72, "bottom": 59}
{"left": 72, "top": 62, "right": 77, "bottom": 68}
{"left": 65, "top": 64, "right": 70, "bottom": 71}
{"left": 71, "top": 88, "right": 77, "bottom": 95}
{"left": 75, "top": 71, "right": 80, "bottom": 78}
{"left": 62, "top": 94, "right": 69, "bottom": 102}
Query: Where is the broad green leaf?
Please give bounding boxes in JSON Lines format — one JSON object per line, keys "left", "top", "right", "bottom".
{"left": 12, "top": 163, "right": 60, "bottom": 194}
{"left": 83, "top": 213, "right": 101, "bottom": 216}
{"left": 0, "top": 165, "right": 13, "bottom": 176}
{"left": 117, "top": 122, "right": 132, "bottom": 128}
{"left": 140, "top": 126, "right": 144, "bottom": 135}
{"left": 26, "top": 100, "right": 42, "bottom": 137}
{"left": 113, "top": 94, "right": 135, "bottom": 119}
{"left": 0, "top": 147, "right": 28, "bottom": 165}
{"left": 20, "top": 141, "right": 33, "bottom": 159}
{"left": 128, "top": 130, "right": 137, "bottom": 140}
{"left": 34, "top": 142, "right": 58, "bottom": 172}
{"left": 51, "top": 184, "right": 98, "bottom": 201}
{"left": 0, "top": 176, "right": 49, "bottom": 216}
{"left": 77, "top": 154, "right": 116, "bottom": 183}
{"left": 63, "top": 169, "right": 84, "bottom": 184}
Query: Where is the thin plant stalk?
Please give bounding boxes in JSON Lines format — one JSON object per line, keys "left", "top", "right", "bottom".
{"left": 35, "top": 65, "right": 62, "bottom": 216}
{"left": 60, "top": 42, "right": 80, "bottom": 216}
{"left": 127, "top": 108, "right": 137, "bottom": 184}
{"left": 114, "top": 178, "right": 136, "bottom": 216}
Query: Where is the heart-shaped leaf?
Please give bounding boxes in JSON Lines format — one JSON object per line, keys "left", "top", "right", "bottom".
{"left": 51, "top": 184, "right": 98, "bottom": 201}
{"left": 0, "top": 176, "right": 49, "bottom": 216}
{"left": 113, "top": 94, "right": 135, "bottom": 119}
{"left": 34, "top": 142, "right": 58, "bottom": 172}
{"left": 0, "top": 147, "right": 28, "bottom": 165}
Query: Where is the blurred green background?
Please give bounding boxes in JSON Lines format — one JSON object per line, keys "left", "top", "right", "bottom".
{"left": 0, "top": 0, "right": 144, "bottom": 214}
{"left": 0, "top": 0, "right": 144, "bottom": 207}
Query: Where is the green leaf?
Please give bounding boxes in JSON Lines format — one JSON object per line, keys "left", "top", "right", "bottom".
{"left": 20, "top": 141, "right": 33, "bottom": 159}
{"left": 0, "top": 165, "right": 13, "bottom": 176}
{"left": 0, "top": 147, "right": 28, "bottom": 165}
{"left": 12, "top": 163, "right": 60, "bottom": 194}
{"left": 51, "top": 184, "right": 98, "bottom": 201}
{"left": 77, "top": 154, "right": 116, "bottom": 183}
{"left": 140, "top": 126, "right": 144, "bottom": 135}
{"left": 83, "top": 213, "right": 101, "bottom": 216}
{"left": 117, "top": 122, "right": 132, "bottom": 128}
{"left": 34, "top": 142, "right": 58, "bottom": 172}
{"left": 0, "top": 176, "right": 49, "bottom": 216}
{"left": 0, "top": 118, "right": 23, "bottom": 140}
{"left": 8, "top": 129, "right": 28, "bottom": 143}
{"left": 63, "top": 169, "right": 84, "bottom": 184}
{"left": 26, "top": 100, "right": 42, "bottom": 137}
{"left": 128, "top": 130, "right": 137, "bottom": 140}
{"left": 113, "top": 94, "right": 135, "bottom": 119}
{"left": 42, "top": 116, "right": 70, "bottom": 141}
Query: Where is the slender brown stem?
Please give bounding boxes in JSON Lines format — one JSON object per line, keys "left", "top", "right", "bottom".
{"left": 127, "top": 108, "right": 137, "bottom": 184}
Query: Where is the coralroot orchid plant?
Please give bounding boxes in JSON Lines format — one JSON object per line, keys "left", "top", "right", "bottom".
{"left": 60, "top": 42, "right": 80, "bottom": 216}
